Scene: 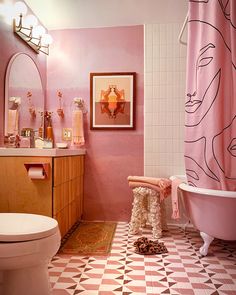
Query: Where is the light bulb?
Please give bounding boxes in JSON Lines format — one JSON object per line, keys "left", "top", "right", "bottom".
{"left": 23, "top": 14, "right": 38, "bottom": 27}
{"left": 41, "top": 34, "right": 53, "bottom": 45}
{"left": 32, "top": 25, "right": 46, "bottom": 38}
{"left": 0, "top": 3, "right": 15, "bottom": 24}
{"left": 0, "top": 4, "right": 4, "bottom": 16}
{"left": 14, "top": 1, "right": 27, "bottom": 16}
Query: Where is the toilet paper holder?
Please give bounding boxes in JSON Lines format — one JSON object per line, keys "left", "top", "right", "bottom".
{"left": 24, "top": 162, "right": 49, "bottom": 179}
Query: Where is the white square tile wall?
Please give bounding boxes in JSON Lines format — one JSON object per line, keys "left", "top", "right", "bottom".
{"left": 144, "top": 23, "right": 187, "bottom": 224}
{"left": 144, "top": 23, "right": 187, "bottom": 179}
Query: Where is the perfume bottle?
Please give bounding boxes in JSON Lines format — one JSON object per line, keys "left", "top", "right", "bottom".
{"left": 38, "top": 111, "right": 44, "bottom": 138}
{"left": 45, "top": 111, "right": 53, "bottom": 148}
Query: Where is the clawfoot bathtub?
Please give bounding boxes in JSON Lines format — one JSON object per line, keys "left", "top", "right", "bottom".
{"left": 178, "top": 183, "right": 236, "bottom": 256}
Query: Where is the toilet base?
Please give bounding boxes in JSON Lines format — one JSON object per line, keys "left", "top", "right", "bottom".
{"left": 0, "top": 263, "right": 51, "bottom": 295}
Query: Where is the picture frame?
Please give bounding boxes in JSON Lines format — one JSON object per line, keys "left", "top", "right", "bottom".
{"left": 90, "top": 72, "right": 136, "bottom": 130}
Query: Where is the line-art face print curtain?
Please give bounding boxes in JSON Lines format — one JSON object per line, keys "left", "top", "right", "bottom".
{"left": 185, "top": 0, "right": 236, "bottom": 190}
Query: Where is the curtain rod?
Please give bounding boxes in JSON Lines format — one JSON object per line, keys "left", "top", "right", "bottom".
{"left": 178, "top": 14, "right": 188, "bottom": 45}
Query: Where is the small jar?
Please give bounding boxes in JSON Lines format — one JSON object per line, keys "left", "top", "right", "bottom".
{"left": 21, "top": 128, "right": 35, "bottom": 147}
{"left": 20, "top": 136, "right": 31, "bottom": 148}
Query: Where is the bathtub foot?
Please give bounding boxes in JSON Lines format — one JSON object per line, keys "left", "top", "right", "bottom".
{"left": 199, "top": 232, "right": 214, "bottom": 256}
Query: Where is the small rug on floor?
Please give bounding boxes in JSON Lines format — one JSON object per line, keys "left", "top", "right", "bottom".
{"left": 58, "top": 221, "right": 117, "bottom": 256}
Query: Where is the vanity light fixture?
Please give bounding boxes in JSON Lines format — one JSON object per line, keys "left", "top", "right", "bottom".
{"left": 13, "top": 1, "right": 52, "bottom": 55}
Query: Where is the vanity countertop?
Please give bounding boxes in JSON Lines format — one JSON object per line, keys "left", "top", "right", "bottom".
{"left": 0, "top": 148, "right": 86, "bottom": 157}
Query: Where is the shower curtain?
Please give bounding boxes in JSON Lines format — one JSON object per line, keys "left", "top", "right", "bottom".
{"left": 185, "top": 0, "right": 236, "bottom": 190}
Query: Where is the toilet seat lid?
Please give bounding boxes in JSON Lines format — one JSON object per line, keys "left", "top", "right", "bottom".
{"left": 0, "top": 213, "right": 59, "bottom": 242}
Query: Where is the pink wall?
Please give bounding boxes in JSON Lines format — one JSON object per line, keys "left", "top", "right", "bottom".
{"left": 47, "top": 26, "right": 144, "bottom": 221}
{"left": 0, "top": 0, "right": 47, "bottom": 145}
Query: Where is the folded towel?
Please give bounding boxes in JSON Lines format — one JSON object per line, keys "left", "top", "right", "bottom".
{"left": 72, "top": 109, "right": 85, "bottom": 146}
{"left": 128, "top": 176, "right": 171, "bottom": 188}
{"left": 171, "top": 178, "right": 185, "bottom": 219}
{"left": 128, "top": 180, "right": 171, "bottom": 201}
{"left": 7, "top": 109, "right": 19, "bottom": 135}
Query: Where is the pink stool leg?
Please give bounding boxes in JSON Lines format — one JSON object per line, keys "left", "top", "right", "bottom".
{"left": 129, "top": 187, "right": 146, "bottom": 235}
{"left": 129, "top": 187, "right": 167, "bottom": 239}
{"left": 148, "top": 188, "right": 162, "bottom": 239}
{"left": 161, "top": 200, "right": 168, "bottom": 231}
{"left": 141, "top": 194, "right": 148, "bottom": 228}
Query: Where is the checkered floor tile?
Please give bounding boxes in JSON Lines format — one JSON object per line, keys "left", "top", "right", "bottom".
{"left": 49, "top": 223, "right": 236, "bottom": 295}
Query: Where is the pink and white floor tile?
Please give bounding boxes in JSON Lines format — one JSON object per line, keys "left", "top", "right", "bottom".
{"left": 49, "top": 222, "right": 236, "bottom": 295}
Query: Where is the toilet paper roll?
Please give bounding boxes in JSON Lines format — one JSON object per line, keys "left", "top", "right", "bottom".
{"left": 28, "top": 167, "right": 45, "bottom": 179}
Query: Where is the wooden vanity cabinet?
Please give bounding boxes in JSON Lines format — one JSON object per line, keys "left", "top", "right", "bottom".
{"left": 0, "top": 156, "right": 53, "bottom": 216}
{"left": 0, "top": 155, "right": 84, "bottom": 238}
{"left": 53, "top": 156, "right": 84, "bottom": 237}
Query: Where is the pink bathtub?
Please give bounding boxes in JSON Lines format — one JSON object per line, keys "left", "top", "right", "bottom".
{"left": 178, "top": 183, "right": 236, "bottom": 256}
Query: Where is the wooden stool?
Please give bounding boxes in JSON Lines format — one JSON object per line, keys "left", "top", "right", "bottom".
{"left": 129, "top": 187, "right": 167, "bottom": 239}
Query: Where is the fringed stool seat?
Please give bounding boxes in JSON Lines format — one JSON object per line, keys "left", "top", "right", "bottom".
{"left": 128, "top": 176, "right": 171, "bottom": 239}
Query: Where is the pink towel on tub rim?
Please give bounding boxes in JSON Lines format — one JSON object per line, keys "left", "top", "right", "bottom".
{"left": 171, "top": 177, "right": 185, "bottom": 219}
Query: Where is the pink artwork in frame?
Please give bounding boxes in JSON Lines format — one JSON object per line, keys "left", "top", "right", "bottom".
{"left": 90, "top": 72, "right": 136, "bottom": 130}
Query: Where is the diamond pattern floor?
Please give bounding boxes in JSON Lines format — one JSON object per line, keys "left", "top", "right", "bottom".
{"left": 49, "top": 223, "right": 236, "bottom": 295}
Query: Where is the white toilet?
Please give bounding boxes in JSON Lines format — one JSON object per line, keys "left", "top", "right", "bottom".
{"left": 0, "top": 213, "right": 61, "bottom": 295}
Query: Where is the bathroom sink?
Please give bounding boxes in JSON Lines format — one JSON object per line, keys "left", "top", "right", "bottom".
{"left": 0, "top": 148, "right": 86, "bottom": 157}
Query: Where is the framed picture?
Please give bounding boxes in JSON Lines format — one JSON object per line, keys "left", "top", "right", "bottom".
{"left": 90, "top": 72, "right": 136, "bottom": 130}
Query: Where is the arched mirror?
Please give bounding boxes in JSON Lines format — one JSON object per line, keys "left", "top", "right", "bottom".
{"left": 4, "top": 53, "right": 44, "bottom": 137}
